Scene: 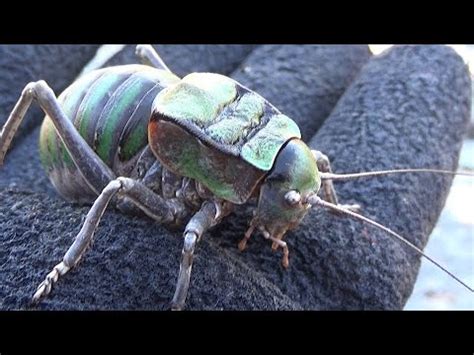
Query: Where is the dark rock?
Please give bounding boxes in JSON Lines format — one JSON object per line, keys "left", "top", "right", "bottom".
{"left": 1, "top": 45, "right": 468, "bottom": 310}
{"left": 0, "top": 45, "right": 100, "bottom": 148}
{"left": 231, "top": 45, "right": 372, "bottom": 140}
{"left": 104, "top": 44, "right": 258, "bottom": 77}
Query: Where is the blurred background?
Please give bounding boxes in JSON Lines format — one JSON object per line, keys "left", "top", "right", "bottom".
{"left": 80, "top": 45, "right": 474, "bottom": 310}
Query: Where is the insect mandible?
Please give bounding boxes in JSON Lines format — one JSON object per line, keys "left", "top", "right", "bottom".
{"left": 0, "top": 45, "right": 472, "bottom": 310}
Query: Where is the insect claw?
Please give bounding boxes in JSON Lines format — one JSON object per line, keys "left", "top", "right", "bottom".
{"left": 31, "top": 282, "right": 48, "bottom": 305}
{"left": 265, "top": 234, "right": 290, "bottom": 268}
{"left": 238, "top": 239, "right": 248, "bottom": 252}
{"left": 238, "top": 222, "right": 256, "bottom": 252}
{"left": 30, "top": 261, "right": 70, "bottom": 306}
{"left": 280, "top": 240, "right": 290, "bottom": 268}
{"left": 271, "top": 241, "right": 279, "bottom": 251}
{"left": 170, "top": 301, "right": 185, "bottom": 311}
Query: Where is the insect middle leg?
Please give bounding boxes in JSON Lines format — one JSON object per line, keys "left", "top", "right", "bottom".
{"left": 32, "top": 176, "right": 187, "bottom": 304}
{"left": 171, "top": 200, "right": 231, "bottom": 310}
{"left": 312, "top": 150, "right": 361, "bottom": 212}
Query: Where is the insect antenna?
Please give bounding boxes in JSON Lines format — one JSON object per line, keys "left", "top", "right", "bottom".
{"left": 321, "top": 168, "right": 474, "bottom": 181}
{"left": 307, "top": 194, "right": 474, "bottom": 293}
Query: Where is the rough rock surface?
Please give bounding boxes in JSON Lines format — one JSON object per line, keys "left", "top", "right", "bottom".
{"left": 1, "top": 45, "right": 468, "bottom": 310}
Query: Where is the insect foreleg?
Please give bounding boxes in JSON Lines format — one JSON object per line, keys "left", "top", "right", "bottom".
{"left": 135, "top": 44, "right": 172, "bottom": 72}
{"left": 0, "top": 81, "right": 115, "bottom": 194}
{"left": 171, "top": 200, "right": 231, "bottom": 310}
{"left": 312, "top": 149, "right": 361, "bottom": 213}
{"left": 31, "top": 177, "right": 187, "bottom": 305}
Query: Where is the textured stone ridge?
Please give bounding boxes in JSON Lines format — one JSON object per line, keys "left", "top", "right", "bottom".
{"left": 1, "top": 45, "right": 466, "bottom": 310}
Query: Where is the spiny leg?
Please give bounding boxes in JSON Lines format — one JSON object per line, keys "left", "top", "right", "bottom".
{"left": 135, "top": 44, "right": 172, "bottom": 72}
{"left": 171, "top": 200, "right": 228, "bottom": 310}
{"left": 0, "top": 80, "right": 114, "bottom": 194}
{"left": 32, "top": 177, "right": 187, "bottom": 304}
{"left": 312, "top": 149, "right": 360, "bottom": 213}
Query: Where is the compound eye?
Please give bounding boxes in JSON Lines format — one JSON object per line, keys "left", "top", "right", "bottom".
{"left": 284, "top": 190, "right": 301, "bottom": 206}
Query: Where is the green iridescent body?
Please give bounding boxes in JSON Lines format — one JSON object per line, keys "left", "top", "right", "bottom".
{"left": 149, "top": 73, "right": 302, "bottom": 204}
{"left": 27, "top": 59, "right": 323, "bottom": 308}
{"left": 39, "top": 67, "right": 318, "bottom": 223}
{"left": 39, "top": 65, "right": 179, "bottom": 201}
{"left": 6, "top": 48, "right": 466, "bottom": 310}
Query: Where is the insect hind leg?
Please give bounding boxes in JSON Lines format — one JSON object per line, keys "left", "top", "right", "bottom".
{"left": 0, "top": 82, "right": 35, "bottom": 165}
{"left": 312, "top": 149, "right": 361, "bottom": 213}
{"left": 32, "top": 177, "right": 187, "bottom": 305}
{"left": 0, "top": 80, "right": 115, "bottom": 195}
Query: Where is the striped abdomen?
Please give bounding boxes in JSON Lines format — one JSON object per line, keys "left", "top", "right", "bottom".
{"left": 39, "top": 64, "right": 180, "bottom": 203}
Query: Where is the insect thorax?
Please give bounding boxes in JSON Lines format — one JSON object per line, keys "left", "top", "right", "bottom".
{"left": 148, "top": 72, "right": 301, "bottom": 204}
{"left": 37, "top": 66, "right": 301, "bottom": 213}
